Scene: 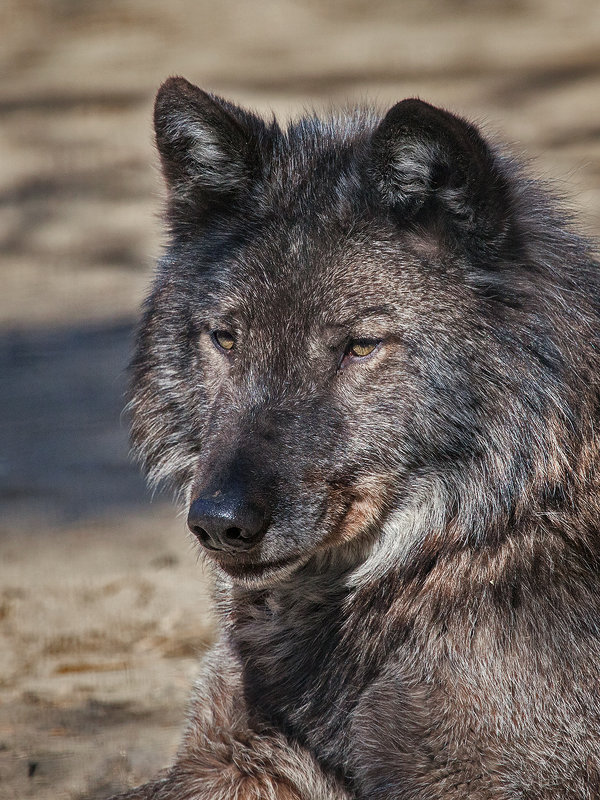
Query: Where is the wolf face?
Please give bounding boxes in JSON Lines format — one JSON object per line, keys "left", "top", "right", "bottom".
{"left": 130, "top": 78, "right": 599, "bottom": 587}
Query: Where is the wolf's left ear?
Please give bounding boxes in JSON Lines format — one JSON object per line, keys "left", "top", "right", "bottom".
{"left": 154, "top": 77, "right": 264, "bottom": 211}
{"left": 370, "top": 99, "right": 512, "bottom": 254}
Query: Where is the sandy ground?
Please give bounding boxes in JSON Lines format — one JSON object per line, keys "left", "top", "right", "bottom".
{"left": 1, "top": 1, "right": 599, "bottom": 797}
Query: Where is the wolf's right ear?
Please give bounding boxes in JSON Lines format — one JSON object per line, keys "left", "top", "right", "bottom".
{"left": 154, "top": 77, "right": 263, "bottom": 211}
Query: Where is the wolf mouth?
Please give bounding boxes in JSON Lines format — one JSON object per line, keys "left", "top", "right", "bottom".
{"left": 210, "top": 552, "right": 306, "bottom": 580}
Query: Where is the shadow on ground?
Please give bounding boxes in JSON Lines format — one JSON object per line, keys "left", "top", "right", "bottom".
{"left": 0, "top": 320, "right": 156, "bottom": 526}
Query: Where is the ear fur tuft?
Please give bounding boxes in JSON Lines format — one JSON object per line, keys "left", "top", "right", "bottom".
{"left": 370, "top": 99, "right": 512, "bottom": 253}
{"left": 154, "top": 77, "right": 262, "bottom": 208}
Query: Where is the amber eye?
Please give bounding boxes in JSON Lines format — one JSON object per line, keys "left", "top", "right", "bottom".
{"left": 348, "top": 338, "right": 380, "bottom": 358}
{"left": 211, "top": 330, "right": 235, "bottom": 352}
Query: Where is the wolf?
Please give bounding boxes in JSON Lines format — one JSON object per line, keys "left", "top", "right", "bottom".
{"left": 110, "top": 76, "right": 600, "bottom": 799}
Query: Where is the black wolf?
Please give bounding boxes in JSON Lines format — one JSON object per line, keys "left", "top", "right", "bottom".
{"left": 111, "top": 77, "right": 600, "bottom": 799}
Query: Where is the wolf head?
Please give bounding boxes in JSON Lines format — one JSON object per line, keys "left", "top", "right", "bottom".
{"left": 130, "top": 77, "right": 599, "bottom": 586}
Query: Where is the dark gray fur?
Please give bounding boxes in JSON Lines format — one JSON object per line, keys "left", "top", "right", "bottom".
{"left": 109, "top": 77, "right": 600, "bottom": 799}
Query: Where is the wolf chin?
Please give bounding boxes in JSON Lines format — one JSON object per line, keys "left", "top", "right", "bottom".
{"left": 110, "top": 77, "right": 600, "bottom": 799}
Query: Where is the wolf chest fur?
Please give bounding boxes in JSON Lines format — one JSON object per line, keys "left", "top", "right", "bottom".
{"left": 111, "top": 77, "right": 600, "bottom": 799}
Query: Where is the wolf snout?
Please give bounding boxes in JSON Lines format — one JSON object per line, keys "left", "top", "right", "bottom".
{"left": 187, "top": 484, "right": 270, "bottom": 553}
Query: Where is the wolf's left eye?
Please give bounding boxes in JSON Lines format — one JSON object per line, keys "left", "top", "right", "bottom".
{"left": 211, "top": 330, "right": 236, "bottom": 352}
{"left": 347, "top": 339, "right": 380, "bottom": 358}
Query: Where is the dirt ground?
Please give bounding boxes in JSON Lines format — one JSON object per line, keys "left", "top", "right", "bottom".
{"left": 1, "top": 1, "right": 599, "bottom": 797}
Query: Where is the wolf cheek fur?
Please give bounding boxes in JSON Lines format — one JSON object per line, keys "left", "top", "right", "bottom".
{"left": 112, "top": 77, "right": 600, "bottom": 799}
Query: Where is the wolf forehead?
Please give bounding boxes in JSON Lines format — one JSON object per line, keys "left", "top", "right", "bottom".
{"left": 180, "top": 241, "right": 425, "bottom": 337}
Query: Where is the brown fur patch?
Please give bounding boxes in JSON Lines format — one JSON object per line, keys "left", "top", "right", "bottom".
{"left": 320, "top": 476, "right": 388, "bottom": 549}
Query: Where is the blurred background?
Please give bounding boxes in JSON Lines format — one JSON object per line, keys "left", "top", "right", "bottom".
{"left": 1, "top": 1, "right": 599, "bottom": 797}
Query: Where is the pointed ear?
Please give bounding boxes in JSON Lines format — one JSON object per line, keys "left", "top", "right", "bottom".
{"left": 370, "top": 99, "right": 512, "bottom": 253}
{"left": 154, "top": 77, "right": 263, "bottom": 211}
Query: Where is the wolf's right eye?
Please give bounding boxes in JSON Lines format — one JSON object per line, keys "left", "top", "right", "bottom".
{"left": 211, "top": 330, "right": 236, "bottom": 352}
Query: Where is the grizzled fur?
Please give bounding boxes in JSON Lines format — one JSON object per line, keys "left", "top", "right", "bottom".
{"left": 110, "top": 77, "right": 600, "bottom": 799}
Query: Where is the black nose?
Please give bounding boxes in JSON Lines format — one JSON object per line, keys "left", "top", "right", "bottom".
{"left": 187, "top": 487, "right": 269, "bottom": 553}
